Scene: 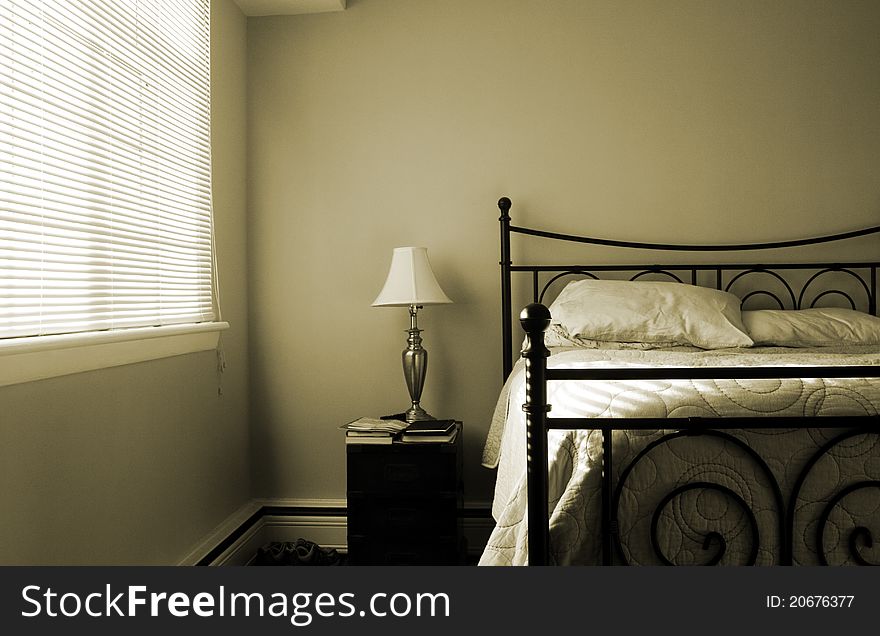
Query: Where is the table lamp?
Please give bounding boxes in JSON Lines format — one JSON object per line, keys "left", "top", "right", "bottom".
{"left": 373, "top": 246, "right": 452, "bottom": 422}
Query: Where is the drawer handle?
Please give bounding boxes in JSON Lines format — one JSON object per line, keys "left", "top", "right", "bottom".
{"left": 384, "top": 463, "right": 419, "bottom": 483}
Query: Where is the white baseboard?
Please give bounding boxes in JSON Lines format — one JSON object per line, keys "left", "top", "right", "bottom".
{"left": 187, "top": 498, "right": 495, "bottom": 566}
{"left": 261, "top": 513, "right": 349, "bottom": 551}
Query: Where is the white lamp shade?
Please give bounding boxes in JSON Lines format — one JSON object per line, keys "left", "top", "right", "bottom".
{"left": 372, "top": 247, "right": 453, "bottom": 307}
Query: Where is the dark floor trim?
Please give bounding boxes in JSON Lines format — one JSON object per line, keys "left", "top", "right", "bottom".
{"left": 195, "top": 507, "right": 265, "bottom": 566}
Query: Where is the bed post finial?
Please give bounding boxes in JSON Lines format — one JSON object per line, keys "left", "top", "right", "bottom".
{"left": 520, "top": 302, "right": 551, "bottom": 565}
{"left": 520, "top": 303, "right": 550, "bottom": 349}
{"left": 498, "top": 197, "right": 511, "bottom": 219}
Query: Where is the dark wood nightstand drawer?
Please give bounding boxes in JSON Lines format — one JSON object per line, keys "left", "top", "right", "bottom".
{"left": 347, "top": 492, "right": 460, "bottom": 537}
{"left": 347, "top": 441, "right": 460, "bottom": 495}
{"left": 347, "top": 535, "right": 463, "bottom": 566}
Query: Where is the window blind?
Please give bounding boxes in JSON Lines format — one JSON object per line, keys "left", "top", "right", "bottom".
{"left": 0, "top": 0, "right": 215, "bottom": 340}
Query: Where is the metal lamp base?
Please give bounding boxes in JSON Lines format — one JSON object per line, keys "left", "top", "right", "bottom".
{"left": 401, "top": 305, "right": 436, "bottom": 423}
{"left": 405, "top": 404, "right": 434, "bottom": 423}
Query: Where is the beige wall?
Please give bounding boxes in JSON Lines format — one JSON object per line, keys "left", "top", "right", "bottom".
{"left": 0, "top": 0, "right": 250, "bottom": 564}
{"left": 247, "top": 0, "right": 879, "bottom": 507}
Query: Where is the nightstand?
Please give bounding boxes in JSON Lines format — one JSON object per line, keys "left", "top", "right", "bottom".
{"left": 346, "top": 422, "right": 464, "bottom": 565}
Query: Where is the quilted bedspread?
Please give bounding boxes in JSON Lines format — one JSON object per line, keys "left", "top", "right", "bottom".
{"left": 479, "top": 346, "right": 880, "bottom": 566}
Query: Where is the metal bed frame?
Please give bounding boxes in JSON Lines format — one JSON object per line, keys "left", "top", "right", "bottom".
{"left": 497, "top": 196, "right": 880, "bottom": 565}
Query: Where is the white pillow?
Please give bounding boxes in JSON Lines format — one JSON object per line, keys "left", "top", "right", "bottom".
{"left": 742, "top": 308, "right": 880, "bottom": 347}
{"left": 547, "top": 279, "right": 753, "bottom": 349}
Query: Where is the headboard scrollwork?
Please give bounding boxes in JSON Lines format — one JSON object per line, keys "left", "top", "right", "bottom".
{"left": 498, "top": 197, "right": 880, "bottom": 381}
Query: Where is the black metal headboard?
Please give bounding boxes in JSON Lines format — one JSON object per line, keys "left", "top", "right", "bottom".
{"left": 498, "top": 196, "right": 880, "bottom": 381}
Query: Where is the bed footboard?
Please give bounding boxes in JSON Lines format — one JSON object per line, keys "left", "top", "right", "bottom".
{"left": 520, "top": 304, "right": 880, "bottom": 566}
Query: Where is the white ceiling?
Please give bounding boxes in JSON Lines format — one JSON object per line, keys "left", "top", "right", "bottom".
{"left": 233, "top": 0, "right": 347, "bottom": 17}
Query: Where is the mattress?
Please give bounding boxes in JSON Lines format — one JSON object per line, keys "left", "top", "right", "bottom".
{"left": 479, "top": 345, "right": 880, "bottom": 566}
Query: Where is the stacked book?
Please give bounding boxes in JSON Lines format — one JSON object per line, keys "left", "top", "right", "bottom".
{"left": 399, "top": 419, "right": 459, "bottom": 443}
{"left": 341, "top": 417, "right": 409, "bottom": 445}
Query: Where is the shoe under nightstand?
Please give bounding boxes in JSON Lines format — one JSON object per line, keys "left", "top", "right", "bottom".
{"left": 346, "top": 421, "right": 465, "bottom": 565}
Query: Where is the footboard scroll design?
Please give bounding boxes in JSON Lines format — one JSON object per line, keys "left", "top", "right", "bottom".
{"left": 789, "top": 430, "right": 880, "bottom": 566}
{"left": 612, "top": 429, "right": 784, "bottom": 566}
{"left": 818, "top": 482, "right": 880, "bottom": 566}
{"left": 648, "top": 482, "right": 759, "bottom": 566}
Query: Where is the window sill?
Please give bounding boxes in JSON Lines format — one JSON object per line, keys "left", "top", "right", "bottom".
{"left": 0, "top": 322, "right": 229, "bottom": 388}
